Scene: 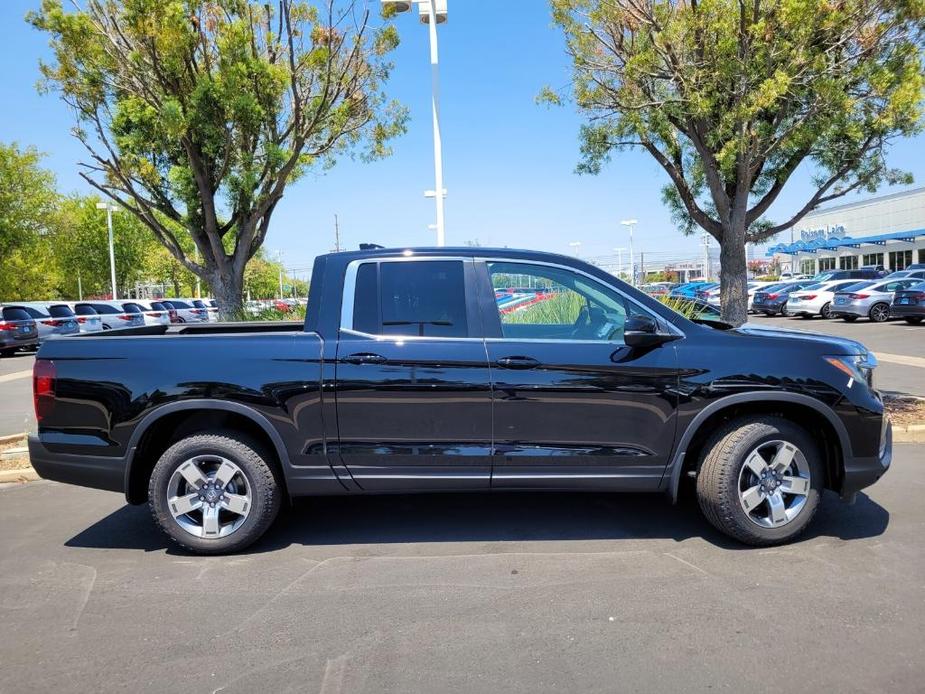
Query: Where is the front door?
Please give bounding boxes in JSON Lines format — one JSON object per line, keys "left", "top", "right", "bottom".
{"left": 335, "top": 258, "right": 493, "bottom": 490}
{"left": 478, "top": 260, "right": 680, "bottom": 490}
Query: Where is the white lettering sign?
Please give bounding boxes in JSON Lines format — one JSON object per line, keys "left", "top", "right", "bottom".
{"left": 799, "top": 224, "right": 846, "bottom": 242}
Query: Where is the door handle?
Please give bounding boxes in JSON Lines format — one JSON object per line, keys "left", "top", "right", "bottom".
{"left": 343, "top": 352, "right": 387, "bottom": 365}
{"left": 496, "top": 356, "right": 540, "bottom": 370}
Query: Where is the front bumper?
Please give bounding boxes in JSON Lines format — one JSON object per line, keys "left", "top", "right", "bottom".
{"left": 840, "top": 418, "right": 892, "bottom": 498}
{"left": 28, "top": 436, "right": 126, "bottom": 494}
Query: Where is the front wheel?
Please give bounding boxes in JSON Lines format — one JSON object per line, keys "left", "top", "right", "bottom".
{"left": 149, "top": 432, "right": 282, "bottom": 554}
{"left": 868, "top": 303, "right": 890, "bottom": 323}
{"left": 820, "top": 302, "right": 832, "bottom": 319}
{"left": 696, "top": 417, "right": 822, "bottom": 546}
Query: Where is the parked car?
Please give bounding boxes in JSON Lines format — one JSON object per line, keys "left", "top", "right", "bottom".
{"left": 8, "top": 302, "right": 80, "bottom": 342}
{"left": 123, "top": 300, "right": 170, "bottom": 326}
{"left": 750, "top": 281, "right": 811, "bottom": 316}
{"left": 70, "top": 303, "right": 104, "bottom": 333}
{"left": 889, "top": 281, "right": 925, "bottom": 325}
{"left": 812, "top": 268, "right": 885, "bottom": 283}
{"left": 160, "top": 299, "right": 209, "bottom": 323}
{"left": 746, "top": 281, "right": 779, "bottom": 312}
{"left": 883, "top": 268, "right": 925, "bottom": 281}
{"left": 30, "top": 246, "right": 891, "bottom": 554}
{"left": 830, "top": 278, "right": 924, "bottom": 322}
{"left": 0, "top": 305, "right": 38, "bottom": 356}
{"left": 777, "top": 272, "right": 811, "bottom": 281}
{"left": 669, "top": 281, "right": 713, "bottom": 299}
{"left": 191, "top": 299, "right": 219, "bottom": 322}
{"left": 784, "top": 279, "right": 868, "bottom": 319}
{"left": 75, "top": 301, "right": 146, "bottom": 330}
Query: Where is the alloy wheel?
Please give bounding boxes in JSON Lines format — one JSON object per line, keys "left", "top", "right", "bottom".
{"left": 166, "top": 455, "right": 252, "bottom": 538}
{"left": 820, "top": 302, "right": 831, "bottom": 319}
{"left": 869, "top": 303, "right": 889, "bottom": 322}
{"left": 738, "top": 440, "right": 811, "bottom": 528}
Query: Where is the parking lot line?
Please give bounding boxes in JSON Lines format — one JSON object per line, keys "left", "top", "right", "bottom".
{"left": 0, "top": 370, "right": 31, "bottom": 384}
{"left": 875, "top": 352, "right": 925, "bottom": 369}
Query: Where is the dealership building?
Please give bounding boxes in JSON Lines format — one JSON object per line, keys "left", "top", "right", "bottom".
{"left": 766, "top": 186, "right": 925, "bottom": 275}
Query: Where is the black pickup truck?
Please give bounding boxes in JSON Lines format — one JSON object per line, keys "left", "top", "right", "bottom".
{"left": 29, "top": 247, "right": 891, "bottom": 553}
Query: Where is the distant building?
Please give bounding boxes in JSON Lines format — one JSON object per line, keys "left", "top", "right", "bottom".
{"left": 767, "top": 187, "right": 925, "bottom": 274}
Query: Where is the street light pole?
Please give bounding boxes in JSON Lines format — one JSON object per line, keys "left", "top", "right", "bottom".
{"left": 613, "top": 247, "right": 626, "bottom": 280}
{"left": 96, "top": 202, "right": 119, "bottom": 299}
{"left": 568, "top": 241, "right": 582, "bottom": 258}
{"left": 382, "top": 0, "right": 447, "bottom": 246}
{"left": 621, "top": 219, "right": 637, "bottom": 286}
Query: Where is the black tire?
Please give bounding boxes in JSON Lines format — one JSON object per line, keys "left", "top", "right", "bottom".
{"left": 868, "top": 302, "right": 890, "bottom": 323}
{"left": 904, "top": 316, "right": 923, "bottom": 325}
{"left": 820, "top": 302, "right": 832, "bottom": 319}
{"left": 0, "top": 348, "right": 16, "bottom": 357}
{"left": 763, "top": 311, "right": 775, "bottom": 317}
{"left": 696, "top": 416, "right": 823, "bottom": 546}
{"left": 842, "top": 315, "right": 858, "bottom": 322}
{"left": 779, "top": 302, "right": 788, "bottom": 316}
{"left": 148, "top": 432, "right": 282, "bottom": 555}
{"left": 799, "top": 313, "right": 811, "bottom": 319}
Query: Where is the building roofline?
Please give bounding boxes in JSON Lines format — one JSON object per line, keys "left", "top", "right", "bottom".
{"left": 798, "top": 185, "right": 925, "bottom": 221}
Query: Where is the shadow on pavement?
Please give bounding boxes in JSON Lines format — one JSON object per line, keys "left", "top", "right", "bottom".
{"left": 65, "top": 489, "right": 889, "bottom": 555}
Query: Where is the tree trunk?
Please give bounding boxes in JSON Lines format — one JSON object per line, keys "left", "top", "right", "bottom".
{"left": 719, "top": 226, "right": 749, "bottom": 327}
{"left": 211, "top": 268, "right": 245, "bottom": 320}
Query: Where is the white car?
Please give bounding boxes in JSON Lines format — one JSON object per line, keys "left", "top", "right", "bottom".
{"left": 74, "top": 301, "right": 145, "bottom": 330}
{"left": 161, "top": 298, "right": 209, "bottom": 323}
{"left": 191, "top": 298, "right": 219, "bottom": 322}
{"left": 122, "top": 300, "right": 170, "bottom": 326}
{"left": 68, "top": 303, "right": 104, "bottom": 333}
{"left": 785, "top": 279, "right": 867, "bottom": 319}
{"left": 778, "top": 272, "right": 812, "bottom": 281}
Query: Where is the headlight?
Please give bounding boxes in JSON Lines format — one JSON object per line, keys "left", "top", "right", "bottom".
{"left": 824, "top": 353, "right": 877, "bottom": 388}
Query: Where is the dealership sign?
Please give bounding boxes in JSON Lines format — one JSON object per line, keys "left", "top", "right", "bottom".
{"left": 799, "top": 224, "right": 847, "bottom": 242}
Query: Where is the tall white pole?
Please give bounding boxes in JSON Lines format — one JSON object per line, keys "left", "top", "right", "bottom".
{"left": 106, "top": 206, "right": 117, "bottom": 300}
{"left": 426, "top": 0, "right": 446, "bottom": 246}
{"left": 628, "top": 224, "right": 635, "bottom": 286}
{"left": 194, "top": 245, "right": 201, "bottom": 299}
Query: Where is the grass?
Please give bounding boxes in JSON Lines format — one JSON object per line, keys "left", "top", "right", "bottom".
{"left": 501, "top": 291, "right": 584, "bottom": 325}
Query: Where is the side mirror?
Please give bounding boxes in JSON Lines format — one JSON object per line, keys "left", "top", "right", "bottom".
{"left": 624, "top": 314, "right": 676, "bottom": 348}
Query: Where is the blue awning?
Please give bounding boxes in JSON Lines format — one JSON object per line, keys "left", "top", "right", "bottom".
{"left": 766, "top": 228, "right": 925, "bottom": 257}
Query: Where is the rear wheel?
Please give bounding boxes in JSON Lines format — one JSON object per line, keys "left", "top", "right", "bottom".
{"left": 696, "top": 417, "right": 822, "bottom": 546}
{"left": 0, "top": 348, "right": 15, "bottom": 358}
{"left": 868, "top": 303, "right": 890, "bottom": 322}
{"left": 904, "top": 316, "right": 923, "bottom": 325}
{"left": 820, "top": 302, "right": 832, "bottom": 319}
{"left": 148, "top": 432, "right": 282, "bottom": 555}
{"left": 779, "top": 302, "right": 788, "bottom": 316}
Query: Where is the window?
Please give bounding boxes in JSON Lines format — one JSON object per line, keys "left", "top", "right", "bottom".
{"left": 889, "top": 250, "right": 913, "bottom": 271}
{"left": 800, "top": 259, "right": 815, "bottom": 275}
{"left": 90, "top": 303, "right": 120, "bottom": 315}
{"left": 122, "top": 303, "right": 145, "bottom": 313}
{"left": 150, "top": 302, "right": 166, "bottom": 311}
{"left": 167, "top": 300, "right": 191, "bottom": 309}
{"left": 818, "top": 257, "right": 836, "bottom": 271}
{"left": 20, "top": 306, "right": 50, "bottom": 319}
{"left": 862, "top": 252, "right": 884, "bottom": 266}
{"left": 919, "top": 249, "right": 925, "bottom": 264}
{"left": 73, "top": 304, "right": 98, "bottom": 316}
{"left": 48, "top": 305, "right": 75, "bottom": 318}
{"left": 488, "top": 262, "right": 629, "bottom": 342}
{"left": 839, "top": 255, "right": 858, "bottom": 270}
{"left": 2, "top": 307, "right": 31, "bottom": 321}
{"left": 352, "top": 260, "right": 468, "bottom": 338}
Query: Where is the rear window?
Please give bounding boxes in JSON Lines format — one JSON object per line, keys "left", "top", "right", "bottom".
{"left": 91, "top": 303, "right": 121, "bottom": 315}
{"left": 19, "top": 306, "right": 50, "bottom": 318}
{"left": 839, "top": 281, "right": 875, "bottom": 293}
{"left": 74, "top": 304, "right": 99, "bottom": 316}
{"left": 2, "top": 307, "right": 31, "bottom": 321}
{"left": 48, "top": 305, "right": 76, "bottom": 318}
{"left": 121, "top": 303, "right": 144, "bottom": 313}
{"left": 149, "top": 302, "right": 166, "bottom": 311}
{"left": 192, "top": 300, "right": 208, "bottom": 309}
{"left": 169, "top": 300, "right": 191, "bottom": 309}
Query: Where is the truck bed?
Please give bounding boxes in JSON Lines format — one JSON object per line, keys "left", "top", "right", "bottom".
{"left": 74, "top": 320, "right": 306, "bottom": 337}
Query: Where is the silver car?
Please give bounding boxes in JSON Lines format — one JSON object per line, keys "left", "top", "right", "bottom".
{"left": 12, "top": 302, "right": 80, "bottom": 342}
{"left": 122, "top": 300, "right": 170, "bottom": 326}
{"left": 830, "top": 278, "right": 923, "bottom": 322}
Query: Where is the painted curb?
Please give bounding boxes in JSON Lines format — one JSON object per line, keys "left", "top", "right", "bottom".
{"left": 0, "top": 432, "right": 26, "bottom": 446}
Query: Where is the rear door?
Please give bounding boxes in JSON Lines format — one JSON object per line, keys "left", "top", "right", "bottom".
{"left": 334, "top": 257, "right": 493, "bottom": 490}
{"left": 477, "top": 259, "right": 680, "bottom": 490}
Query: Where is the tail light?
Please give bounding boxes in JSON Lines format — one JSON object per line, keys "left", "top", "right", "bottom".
{"left": 766, "top": 293, "right": 780, "bottom": 300}
{"left": 76, "top": 316, "right": 87, "bottom": 324}
{"left": 118, "top": 314, "right": 133, "bottom": 321}
{"left": 41, "top": 319, "right": 65, "bottom": 327}
{"left": 0, "top": 321, "right": 15, "bottom": 332}
{"left": 33, "top": 359, "right": 56, "bottom": 423}
{"left": 801, "top": 294, "right": 817, "bottom": 300}
{"left": 146, "top": 312, "right": 159, "bottom": 317}
{"left": 849, "top": 293, "right": 870, "bottom": 300}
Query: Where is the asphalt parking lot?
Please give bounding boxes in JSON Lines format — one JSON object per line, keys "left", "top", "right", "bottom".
{"left": 0, "top": 445, "right": 922, "bottom": 693}
{"left": 0, "top": 351, "right": 35, "bottom": 437}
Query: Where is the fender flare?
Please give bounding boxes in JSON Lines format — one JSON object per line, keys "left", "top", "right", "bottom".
{"left": 665, "top": 392, "right": 853, "bottom": 503}
{"left": 123, "top": 399, "right": 293, "bottom": 503}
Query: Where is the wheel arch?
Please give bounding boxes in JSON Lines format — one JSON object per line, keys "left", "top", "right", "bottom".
{"left": 665, "top": 392, "right": 851, "bottom": 503}
{"left": 124, "top": 400, "right": 292, "bottom": 505}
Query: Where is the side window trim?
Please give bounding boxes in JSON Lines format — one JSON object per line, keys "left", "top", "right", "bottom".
{"left": 340, "top": 257, "right": 480, "bottom": 340}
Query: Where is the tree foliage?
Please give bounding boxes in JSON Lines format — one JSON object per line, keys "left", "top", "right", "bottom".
{"left": 30, "top": 0, "right": 406, "bottom": 316}
{"left": 549, "top": 0, "right": 925, "bottom": 324}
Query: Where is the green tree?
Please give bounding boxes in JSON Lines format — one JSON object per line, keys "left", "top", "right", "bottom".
{"left": 53, "top": 195, "right": 160, "bottom": 299}
{"left": 548, "top": 0, "right": 925, "bottom": 325}
{"left": 31, "top": 0, "right": 406, "bottom": 317}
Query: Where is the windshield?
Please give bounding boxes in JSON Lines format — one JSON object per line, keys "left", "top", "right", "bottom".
{"left": 838, "top": 281, "right": 875, "bottom": 293}
{"left": 48, "top": 304, "right": 75, "bottom": 317}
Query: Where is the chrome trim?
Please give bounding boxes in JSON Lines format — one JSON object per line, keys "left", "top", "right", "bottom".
{"left": 339, "top": 327, "right": 482, "bottom": 343}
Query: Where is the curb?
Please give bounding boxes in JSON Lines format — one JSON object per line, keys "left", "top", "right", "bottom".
{"left": 0, "top": 432, "right": 26, "bottom": 446}
{"left": 0, "top": 467, "right": 39, "bottom": 484}
{"left": 893, "top": 424, "right": 925, "bottom": 444}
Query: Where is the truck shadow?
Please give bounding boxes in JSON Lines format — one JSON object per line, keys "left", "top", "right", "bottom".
{"left": 65, "top": 489, "right": 889, "bottom": 554}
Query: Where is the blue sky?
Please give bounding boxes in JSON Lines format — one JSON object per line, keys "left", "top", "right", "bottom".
{"left": 2, "top": 0, "right": 924, "bottom": 274}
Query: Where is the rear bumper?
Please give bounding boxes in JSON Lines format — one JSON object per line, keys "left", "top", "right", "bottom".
{"left": 829, "top": 303, "right": 866, "bottom": 317}
{"left": 28, "top": 436, "right": 125, "bottom": 494}
{"left": 840, "top": 419, "right": 892, "bottom": 498}
{"left": 0, "top": 335, "right": 38, "bottom": 350}
{"left": 889, "top": 305, "right": 925, "bottom": 318}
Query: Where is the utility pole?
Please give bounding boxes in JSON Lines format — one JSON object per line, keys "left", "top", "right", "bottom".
{"left": 276, "top": 250, "right": 284, "bottom": 300}
{"left": 702, "top": 233, "right": 711, "bottom": 281}
{"left": 334, "top": 214, "right": 342, "bottom": 252}
{"left": 77, "top": 271, "right": 83, "bottom": 301}
{"left": 96, "top": 202, "right": 120, "bottom": 299}
{"left": 621, "top": 219, "right": 637, "bottom": 286}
